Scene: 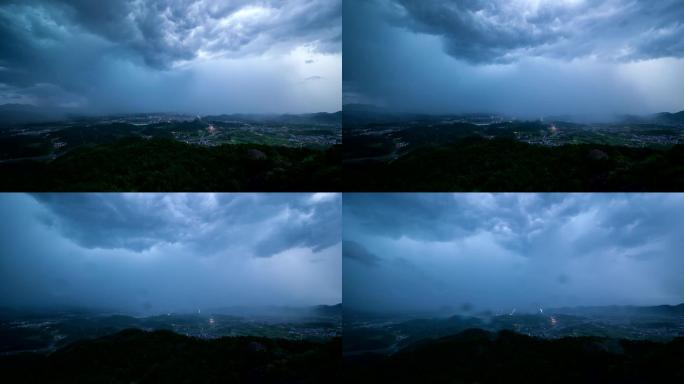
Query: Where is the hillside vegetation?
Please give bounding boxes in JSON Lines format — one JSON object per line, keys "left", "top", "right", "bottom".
{"left": 0, "top": 137, "right": 341, "bottom": 191}
{"left": 344, "top": 328, "right": 684, "bottom": 383}
{"left": 345, "top": 137, "right": 684, "bottom": 191}
{"left": 1, "top": 329, "right": 341, "bottom": 383}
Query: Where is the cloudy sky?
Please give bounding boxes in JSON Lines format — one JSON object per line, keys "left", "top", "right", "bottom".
{"left": 0, "top": 193, "right": 341, "bottom": 313}
{"left": 344, "top": 0, "right": 684, "bottom": 117}
{"left": 0, "top": 0, "right": 341, "bottom": 114}
{"left": 344, "top": 193, "right": 684, "bottom": 314}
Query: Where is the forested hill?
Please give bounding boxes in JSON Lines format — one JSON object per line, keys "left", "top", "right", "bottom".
{"left": 0, "top": 137, "right": 341, "bottom": 191}
{"left": 1, "top": 329, "right": 341, "bottom": 383}
{"left": 344, "top": 328, "right": 684, "bottom": 384}
{"left": 344, "top": 137, "right": 684, "bottom": 191}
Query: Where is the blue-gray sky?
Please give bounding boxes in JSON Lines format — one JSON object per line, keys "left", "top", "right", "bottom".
{"left": 344, "top": 0, "right": 684, "bottom": 117}
{"left": 344, "top": 193, "right": 684, "bottom": 313}
{"left": 0, "top": 0, "right": 341, "bottom": 114}
{"left": 0, "top": 193, "right": 341, "bottom": 313}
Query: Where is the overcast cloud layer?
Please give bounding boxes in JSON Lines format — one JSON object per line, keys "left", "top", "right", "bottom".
{"left": 344, "top": 193, "right": 684, "bottom": 314}
{"left": 344, "top": 0, "right": 684, "bottom": 116}
{"left": 0, "top": 193, "right": 341, "bottom": 313}
{"left": 0, "top": 0, "right": 341, "bottom": 114}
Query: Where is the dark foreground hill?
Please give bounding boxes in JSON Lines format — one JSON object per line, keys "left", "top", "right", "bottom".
{"left": 345, "top": 137, "right": 684, "bottom": 191}
{"left": 344, "top": 328, "right": 684, "bottom": 384}
{"left": 1, "top": 329, "right": 341, "bottom": 383}
{"left": 0, "top": 137, "right": 341, "bottom": 191}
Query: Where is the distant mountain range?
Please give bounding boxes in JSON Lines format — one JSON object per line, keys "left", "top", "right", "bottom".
{"left": 205, "top": 303, "right": 342, "bottom": 318}
{"left": 0, "top": 103, "right": 342, "bottom": 125}
{"left": 206, "top": 111, "right": 341, "bottom": 125}
{"left": 345, "top": 302, "right": 684, "bottom": 319}
{"left": 342, "top": 103, "right": 684, "bottom": 125}
{"left": 617, "top": 111, "right": 684, "bottom": 126}
{"left": 4, "top": 102, "right": 680, "bottom": 126}
{"left": 0, "top": 303, "right": 342, "bottom": 319}
{"left": 549, "top": 303, "right": 684, "bottom": 317}
{"left": 651, "top": 111, "right": 684, "bottom": 125}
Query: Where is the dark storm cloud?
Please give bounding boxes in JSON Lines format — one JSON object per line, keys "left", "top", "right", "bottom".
{"left": 33, "top": 194, "right": 182, "bottom": 251}
{"left": 388, "top": 0, "right": 684, "bottom": 64}
{"left": 251, "top": 193, "right": 342, "bottom": 257}
{"left": 0, "top": 193, "right": 341, "bottom": 312}
{"left": 344, "top": 194, "right": 684, "bottom": 313}
{"left": 343, "top": 240, "right": 381, "bottom": 267}
{"left": 343, "top": 0, "right": 684, "bottom": 115}
{"left": 346, "top": 193, "right": 683, "bottom": 257}
{"left": 33, "top": 193, "right": 341, "bottom": 257}
{"left": 0, "top": 0, "right": 341, "bottom": 112}
{"left": 1, "top": 0, "right": 341, "bottom": 70}
{"left": 344, "top": 193, "right": 572, "bottom": 243}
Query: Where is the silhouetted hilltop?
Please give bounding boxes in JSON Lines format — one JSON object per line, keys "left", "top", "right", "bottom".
{"left": 344, "top": 328, "right": 684, "bottom": 383}
{"left": 1, "top": 329, "right": 341, "bottom": 383}
{"left": 653, "top": 111, "right": 684, "bottom": 125}
{"left": 0, "top": 137, "right": 341, "bottom": 191}
{"left": 345, "top": 137, "right": 684, "bottom": 191}
{"left": 617, "top": 111, "right": 684, "bottom": 126}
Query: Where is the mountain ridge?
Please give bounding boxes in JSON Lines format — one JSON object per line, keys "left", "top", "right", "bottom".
{"left": 1, "top": 329, "right": 341, "bottom": 383}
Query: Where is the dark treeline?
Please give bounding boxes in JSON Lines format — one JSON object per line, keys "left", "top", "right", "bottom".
{"left": 345, "top": 137, "right": 684, "bottom": 191}
{"left": 1, "top": 329, "right": 341, "bottom": 384}
{"left": 344, "top": 329, "right": 684, "bottom": 384}
{"left": 0, "top": 137, "right": 341, "bottom": 191}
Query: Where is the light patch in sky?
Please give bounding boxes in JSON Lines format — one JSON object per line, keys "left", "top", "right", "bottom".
{"left": 0, "top": 0, "right": 342, "bottom": 113}
{"left": 343, "top": 193, "right": 684, "bottom": 313}
{"left": 344, "top": 0, "right": 684, "bottom": 115}
{"left": 0, "top": 193, "right": 341, "bottom": 313}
